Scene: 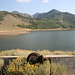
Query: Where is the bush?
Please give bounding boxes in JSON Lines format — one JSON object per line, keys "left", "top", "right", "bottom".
{"left": 2, "top": 57, "right": 67, "bottom": 75}
{"left": 51, "top": 62, "right": 67, "bottom": 75}
{"left": 3, "top": 57, "right": 50, "bottom": 75}
{"left": 0, "top": 59, "right": 4, "bottom": 74}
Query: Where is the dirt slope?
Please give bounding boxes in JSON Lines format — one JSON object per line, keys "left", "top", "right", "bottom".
{"left": 0, "top": 13, "right": 30, "bottom": 31}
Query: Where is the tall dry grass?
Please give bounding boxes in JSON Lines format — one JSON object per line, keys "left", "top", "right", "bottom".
{"left": 0, "top": 49, "right": 75, "bottom": 57}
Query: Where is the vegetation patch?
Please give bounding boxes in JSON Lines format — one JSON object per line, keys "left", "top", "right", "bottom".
{"left": 0, "top": 49, "right": 75, "bottom": 57}
{"left": 17, "top": 20, "right": 61, "bottom": 29}
{"left": 0, "top": 11, "right": 8, "bottom": 21}
{"left": 1, "top": 57, "right": 67, "bottom": 75}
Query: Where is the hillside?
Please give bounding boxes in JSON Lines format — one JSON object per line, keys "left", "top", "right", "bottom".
{"left": 0, "top": 11, "right": 31, "bottom": 30}
{"left": 12, "top": 11, "right": 32, "bottom": 19}
{"left": 33, "top": 9, "right": 75, "bottom": 28}
{"left": 18, "top": 9, "right": 75, "bottom": 29}
{"left": 0, "top": 9, "right": 75, "bottom": 30}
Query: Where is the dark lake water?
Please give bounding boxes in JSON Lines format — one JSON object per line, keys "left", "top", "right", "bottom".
{"left": 0, "top": 30, "right": 75, "bottom": 51}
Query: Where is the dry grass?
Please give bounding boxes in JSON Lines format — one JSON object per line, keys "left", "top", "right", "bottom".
{"left": 0, "top": 59, "right": 4, "bottom": 72}
{"left": 0, "top": 14, "right": 30, "bottom": 31}
{"left": 0, "top": 50, "right": 68, "bottom": 75}
{"left": 0, "top": 49, "right": 35, "bottom": 57}
{"left": 0, "top": 49, "right": 75, "bottom": 57}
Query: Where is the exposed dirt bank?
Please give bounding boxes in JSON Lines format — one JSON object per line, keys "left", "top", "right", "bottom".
{"left": 0, "top": 29, "right": 31, "bottom": 36}
{"left": 0, "top": 28, "right": 74, "bottom": 36}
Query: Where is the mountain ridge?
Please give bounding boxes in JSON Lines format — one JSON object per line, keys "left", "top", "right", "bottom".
{"left": 0, "top": 9, "right": 75, "bottom": 30}
{"left": 12, "top": 11, "right": 32, "bottom": 18}
{"left": 0, "top": 11, "right": 31, "bottom": 30}
{"left": 33, "top": 9, "right": 75, "bottom": 28}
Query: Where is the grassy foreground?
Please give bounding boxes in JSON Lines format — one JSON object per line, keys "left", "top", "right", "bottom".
{"left": 0, "top": 49, "right": 69, "bottom": 75}
{"left": 0, "top": 57, "right": 67, "bottom": 75}
{"left": 0, "top": 49, "right": 75, "bottom": 57}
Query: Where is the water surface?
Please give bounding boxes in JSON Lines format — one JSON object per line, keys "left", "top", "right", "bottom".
{"left": 0, "top": 30, "right": 75, "bottom": 51}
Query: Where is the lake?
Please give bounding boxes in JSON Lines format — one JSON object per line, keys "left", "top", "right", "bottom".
{"left": 0, "top": 30, "right": 75, "bottom": 51}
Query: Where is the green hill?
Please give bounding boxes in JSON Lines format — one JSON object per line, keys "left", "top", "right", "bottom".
{"left": 33, "top": 9, "right": 75, "bottom": 28}
{"left": 1, "top": 9, "right": 75, "bottom": 30}
{"left": 12, "top": 11, "right": 32, "bottom": 19}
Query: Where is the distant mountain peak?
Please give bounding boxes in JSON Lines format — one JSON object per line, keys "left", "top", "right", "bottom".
{"left": 12, "top": 11, "right": 20, "bottom": 14}
{"left": 48, "top": 9, "right": 60, "bottom": 14}
{"left": 33, "top": 12, "right": 41, "bottom": 17}
{"left": 12, "top": 11, "right": 32, "bottom": 18}
{"left": 51, "top": 9, "right": 59, "bottom": 11}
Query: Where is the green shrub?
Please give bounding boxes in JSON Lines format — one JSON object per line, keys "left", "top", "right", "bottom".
{"left": 3, "top": 57, "right": 50, "bottom": 75}
{"left": 1, "top": 57, "right": 67, "bottom": 75}
{"left": 51, "top": 62, "right": 67, "bottom": 75}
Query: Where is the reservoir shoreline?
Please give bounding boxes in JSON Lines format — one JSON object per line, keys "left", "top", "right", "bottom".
{"left": 0, "top": 28, "right": 73, "bottom": 36}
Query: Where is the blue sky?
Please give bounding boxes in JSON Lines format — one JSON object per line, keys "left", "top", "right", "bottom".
{"left": 0, "top": 0, "right": 75, "bottom": 15}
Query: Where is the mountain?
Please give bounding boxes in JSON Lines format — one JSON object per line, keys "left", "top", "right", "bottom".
{"left": 33, "top": 13, "right": 41, "bottom": 18}
{"left": 0, "top": 11, "right": 31, "bottom": 30}
{"left": 0, "top": 9, "right": 75, "bottom": 30}
{"left": 12, "top": 11, "right": 32, "bottom": 19}
{"left": 33, "top": 9, "right": 75, "bottom": 28}
{"left": 33, "top": 9, "right": 61, "bottom": 19}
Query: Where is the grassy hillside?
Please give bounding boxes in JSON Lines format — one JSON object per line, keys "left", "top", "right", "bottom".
{"left": 0, "top": 11, "right": 8, "bottom": 21}
{"left": 0, "top": 11, "right": 31, "bottom": 30}
{"left": 33, "top": 9, "right": 75, "bottom": 29}
{"left": 17, "top": 9, "right": 75, "bottom": 29}
{"left": 12, "top": 11, "right": 32, "bottom": 19}
{"left": 1, "top": 9, "right": 75, "bottom": 30}
{"left": 17, "top": 20, "right": 61, "bottom": 29}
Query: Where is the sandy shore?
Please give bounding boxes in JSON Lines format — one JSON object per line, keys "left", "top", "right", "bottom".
{"left": 0, "top": 29, "right": 31, "bottom": 36}
{"left": 0, "top": 28, "right": 73, "bottom": 36}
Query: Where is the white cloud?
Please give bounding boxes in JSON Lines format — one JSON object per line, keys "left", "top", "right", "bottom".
{"left": 16, "top": 0, "right": 31, "bottom": 2}
{"left": 43, "top": 0, "right": 49, "bottom": 3}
